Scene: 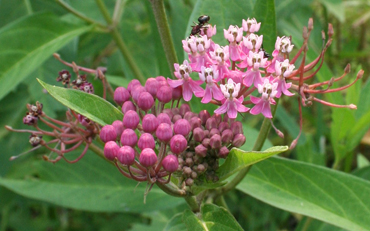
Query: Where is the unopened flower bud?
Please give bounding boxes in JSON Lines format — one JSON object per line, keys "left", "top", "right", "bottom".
{"left": 221, "top": 129, "right": 233, "bottom": 144}
{"left": 171, "top": 108, "right": 180, "bottom": 115}
{"left": 191, "top": 171, "right": 197, "bottom": 179}
{"left": 127, "top": 79, "right": 141, "bottom": 94}
{"left": 131, "top": 85, "right": 146, "bottom": 103}
{"left": 183, "top": 111, "right": 197, "bottom": 121}
{"left": 123, "top": 110, "right": 140, "bottom": 129}
{"left": 117, "top": 146, "right": 135, "bottom": 165}
{"left": 120, "top": 129, "right": 138, "bottom": 147}
{"left": 189, "top": 117, "right": 201, "bottom": 130}
{"left": 195, "top": 144, "right": 207, "bottom": 157}
{"left": 170, "top": 134, "right": 188, "bottom": 154}
{"left": 157, "top": 113, "right": 171, "bottom": 125}
{"left": 209, "top": 128, "right": 220, "bottom": 137}
{"left": 100, "top": 125, "right": 117, "bottom": 143}
{"left": 185, "top": 178, "right": 194, "bottom": 186}
{"left": 162, "top": 155, "right": 179, "bottom": 173}
{"left": 193, "top": 127, "right": 205, "bottom": 142}
{"left": 172, "top": 86, "right": 182, "bottom": 100}
{"left": 218, "top": 146, "right": 230, "bottom": 158}
{"left": 104, "top": 141, "right": 119, "bottom": 161}
{"left": 114, "top": 87, "right": 130, "bottom": 105}
{"left": 210, "top": 134, "right": 222, "bottom": 149}
{"left": 139, "top": 148, "right": 157, "bottom": 167}
{"left": 233, "top": 134, "right": 246, "bottom": 147}
{"left": 230, "top": 121, "right": 243, "bottom": 135}
{"left": 29, "top": 135, "right": 42, "bottom": 147}
{"left": 145, "top": 78, "right": 159, "bottom": 97}
{"left": 156, "top": 76, "right": 167, "bottom": 85}
{"left": 202, "top": 138, "right": 210, "bottom": 148}
{"left": 156, "top": 123, "right": 173, "bottom": 143}
{"left": 212, "top": 114, "right": 222, "bottom": 125}
{"left": 142, "top": 114, "right": 159, "bottom": 133}
{"left": 121, "top": 101, "right": 136, "bottom": 114}
{"left": 137, "top": 92, "right": 154, "bottom": 111}
{"left": 205, "top": 118, "right": 217, "bottom": 130}
{"left": 197, "top": 164, "right": 206, "bottom": 173}
{"left": 172, "top": 114, "right": 182, "bottom": 123}
{"left": 174, "top": 119, "right": 191, "bottom": 136}
{"left": 199, "top": 110, "right": 210, "bottom": 125}
{"left": 157, "top": 86, "right": 173, "bottom": 103}
{"left": 218, "top": 122, "right": 229, "bottom": 132}
{"left": 180, "top": 104, "right": 191, "bottom": 116}
{"left": 112, "top": 120, "right": 124, "bottom": 138}
{"left": 138, "top": 133, "right": 155, "bottom": 150}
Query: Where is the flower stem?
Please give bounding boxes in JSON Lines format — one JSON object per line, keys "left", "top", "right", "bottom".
{"left": 149, "top": 0, "right": 178, "bottom": 77}
{"left": 155, "top": 181, "right": 187, "bottom": 197}
{"left": 185, "top": 195, "right": 200, "bottom": 212}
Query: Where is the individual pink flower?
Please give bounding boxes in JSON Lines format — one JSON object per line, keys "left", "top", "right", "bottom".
{"left": 182, "top": 36, "right": 198, "bottom": 64}
{"left": 242, "top": 18, "right": 261, "bottom": 33}
{"left": 201, "top": 24, "right": 217, "bottom": 38}
{"left": 214, "top": 79, "right": 249, "bottom": 119}
{"left": 192, "top": 35, "right": 214, "bottom": 72}
{"left": 209, "top": 44, "right": 230, "bottom": 80}
{"left": 198, "top": 66, "right": 224, "bottom": 103}
{"left": 224, "top": 25, "right": 246, "bottom": 61}
{"left": 267, "top": 36, "right": 294, "bottom": 73}
{"left": 241, "top": 33, "right": 263, "bottom": 54}
{"left": 241, "top": 51, "right": 267, "bottom": 87}
{"left": 250, "top": 77, "right": 278, "bottom": 118}
{"left": 167, "top": 60, "right": 204, "bottom": 102}
{"left": 273, "top": 59, "right": 294, "bottom": 98}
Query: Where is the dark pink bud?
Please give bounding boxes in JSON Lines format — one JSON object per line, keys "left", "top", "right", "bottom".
{"left": 183, "top": 111, "right": 197, "bottom": 121}
{"left": 117, "top": 146, "right": 135, "bottom": 165}
{"left": 145, "top": 78, "right": 159, "bottom": 97}
{"left": 210, "top": 134, "right": 222, "bottom": 149}
{"left": 195, "top": 144, "right": 207, "bottom": 157}
{"left": 156, "top": 123, "right": 173, "bottom": 143}
{"left": 218, "top": 122, "right": 229, "bottom": 132}
{"left": 114, "top": 87, "right": 130, "bottom": 105}
{"left": 189, "top": 117, "right": 201, "bottom": 130}
{"left": 218, "top": 146, "right": 230, "bottom": 158}
{"left": 170, "top": 134, "right": 188, "bottom": 154}
{"left": 199, "top": 110, "right": 210, "bottom": 125}
{"left": 104, "top": 141, "right": 119, "bottom": 161}
{"left": 127, "top": 79, "right": 141, "bottom": 94}
{"left": 156, "top": 85, "right": 173, "bottom": 103}
{"left": 203, "top": 130, "right": 210, "bottom": 138}
{"left": 137, "top": 92, "right": 154, "bottom": 111}
{"left": 233, "top": 134, "right": 246, "bottom": 147}
{"left": 209, "top": 128, "right": 220, "bottom": 137}
{"left": 180, "top": 104, "right": 191, "bottom": 116}
{"left": 212, "top": 114, "right": 222, "bottom": 125}
{"left": 221, "top": 129, "right": 233, "bottom": 144}
{"left": 172, "top": 114, "right": 182, "bottom": 123}
{"left": 112, "top": 120, "right": 124, "bottom": 138}
{"left": 172, "top": 107, "right": 180, "bottom": 115}
{"left": 120, "top": 129, "right": 138, "bottom": 147}
{"left": 156, "top": 76, "right": 167, "bottom": 84}
{"left": 100, "top": 125, "right": 117, "bottom": 143}
{"left": 202, "top": 138, "right": 210, "bottom": 148}
{"left": 174, "top": 119, "right": 191, "bottom": 136}
{"left": 230, "top": 121, "right": 243, "bottom": 135}
{"left": 142, "top": 114, "right": 159, "bottom": 133}
{"left": 121, "top": 101, "right": 136, "bottom": 114}
{"left": 123, "top": 110, "right": 140, "bottom": 129}
{"left": 193, "top": 127, "right": 205, "bottom": 142}
{"left": 163, "top": 109, "right": 174, "bottom": 119}
{"left": 139, "top": 148, "right": 157, "bottom": 167}
{"left": 172, "top": 86, "right": 182, "bottom": 100}
{"left": 131, "top": 85, "right": 146, "bottom": 103}
{"left": 205, "top": 118, "right": 217, "bottom": 130}
{"left": 138, "top": 133, "right": 155, "bottom": 150}
{"left": 157, "top": 113, "right": 171, "bottom": 125}
{"left": 78, "top": 115, "right": 91, "bottom": 127}
{"left": 162, "top": 155, "right": 179, "bottom": 173}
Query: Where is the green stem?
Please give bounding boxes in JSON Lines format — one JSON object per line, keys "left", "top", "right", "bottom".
{"left": 149, "top": 0, "right": 178, "bottom": 76}
{"left": 155, "top": 181, "right": 187, "bottom": 197}
{"left": 301, "top": 217, "right": 313, "bottom": 231}
{"left": 95, "top": 0, "right": 146, "bottom": 83}
{"left": 214, "top": 195, "right": 229, "bottom": 211}
{"left": 185, "top": 196, "right": 200, "bottom": 212}
{"left": 24, "top": 0, "right": 33, "bottom": 15}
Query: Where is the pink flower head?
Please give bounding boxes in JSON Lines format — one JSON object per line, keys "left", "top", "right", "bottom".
{"left": 198, "top": 66, "right": 224, "bottom": 103}
{"left": 182, "top": 36, "right": 198, "bottom": 63}
{"left": 242, "top": 18, "right": 261, "bottom": 33}
{"left": 274, "top": 36, "right": 294, "bottom": 54}
{"left": 167, "top": 60, "right": 204, "bottom": 102}
{"left": 210, "top": 44, "right": 230, "bottom": 80}
{"left": 242, "top": 33, "right": 263, "bottom": 54}
{"left": 190, "top": 35, "right": 213, "bottom": 72}
{"left": 224, "top": 25, "right": 246, "bottom": 62}
{"left": 214, "top": 79, "right": 249, "bottom": 119}
{"left": 241, "top": 51, "right": 267, "bottom": 87}
{"left": 200, "top": 24, "right": 217, "bottom": 38}
{"left": 250, "top": 77, "right": 278, "bottom": 118}
{"left": 273, "top": 59, "right": 295, "bottom": 98}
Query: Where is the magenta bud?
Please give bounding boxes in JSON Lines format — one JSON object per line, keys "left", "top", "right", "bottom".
{"left": 189, "top": 117, "right": 201, "bottom": 130}
{"left": 218, "top": 146, "right": 230, "bottom": 158}
{"left": 209, "top": 128, "right": 220, "bottom": 137}
{"left": 145, "top": 78, "right": 159, "bottom": 97}
{"left": 183, "top": 111, "right": 197, "bottom": 121}
{"left": 112, "top": 120, "right": 124, "bottom": 138}
{"left": 172, "top": 86, "right": 182, "bottom": 100}
{"left": 121, "top": 101, "right": 136, "bottom": 114}
{"left": 131, "top": 85, "right": 146, "bottom": 103}
{"left": 210, "top": 134, "right": 222, "bottom": 149}
{"left": 127, "top": 79, "right": 141, "bottom": 94}
{"left": 137, "top": 92, "right": 154, "bottom": 111}
{"left": 163, "top": 109, "right": 174, "bottom": 120}
{"left": 123, "top": 110, "right": 140, "bottom": 129}
{"left": 202, "top": 138, "right": 210, "bottom": 148}
{"left": 142, "top": 114, "right": 159, "bottom": 133}
{"left": 171, "top": 108, "right": 180, "bottom": 115}
{"left": 157, "top": 85, "right": 173, "bottom": 103}
{"left": 199, "top": 110, "right": 211, "bottom": 125}
{"left": 104, "top": 141, "right": 119, "bottom": 161}
{"left": 195, "top": 144, "right": 207, "bottom": 157}
{"left": 156, "top": 76, "right": 167, "bottom": 84}
{"left": 193, "top": 127, "right": 205, "bottom": 142}
{"left": 156, "top": 123, "right": 173, "bottom": 143}
{"left": 139, "top": 148, "right": 157, "bottom": 167}
{"left": 174, "top": 119, "right": 191, "bottom": 136}
{"left": 203, "top": 130, "right": 210, "bottom": 138}
{"left": 162, "top": 155, "right": 179, "bottom": 173}
{"left": 157, "top": 113, "right": 172, "bottom": 125}
{"left": 172, "top": 114, "right": 182, "bottom": 123}
{"left": 218, "top": 122, "right": 229, "bottom": 132}
{"left": 170, "top": 134, "right": 188, "bottom": 154}
{"left": 233, "top": 134, "right": 246, "bottom": 147}
{"left": 117, "top": 146, "right": 135, "bottom": 165}
{"left": 100, "top": 125, "right": 117, "bottom": 143}
{"left": 205, "top": 118, "right": 217, "bottom": 130}
{"left": 230, "top": 121, "right": 243, "bottom": 135}
{"left": 221, "top": 129, "right": 233, "bottom": 144}
{"left": 138, "top": 133, "right": 155, "bottom": 150}
{"left": 120, "top": 129, "right": 138, "bottom": 147}
{"left": 179, "top": 104, "right": 191, "bottom": 116}
{"left": 212, "top": 114, "right": 222, "bottom": 125}
{"left": 114, "top": 87, "right": 130, "bottom": 105}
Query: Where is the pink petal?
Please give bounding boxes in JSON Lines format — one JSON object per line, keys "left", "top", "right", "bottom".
{"left": 227, "top": 101, "right": 238, "bottom": 119}
{"left": 201, "top": 87, "right": 212, "bottom": 103}
{"left": 243, "top": 70, "right": 256, "bottom": 87}
{"left": 250, "top": 102, "right": 263, "bottom": 115}
{"left": 167, "top": 78, "right": 184, "bottom": 88}
{"left": 189, "top": 80, "right": 204, "bottom": 97}
{"left": 214, "top": 100, "right": 229, "bottom": 115}
{"left": 235, "top": 98, "right": 249, "bottom": 113}
{"left": 261, "top": 102, "right": 272, "bottom": 118}
{"left": 212, "top": 86, "right": 225, "bottom": 101}
{"left": 182, "top": 81, "right": 193, "bottom": 101}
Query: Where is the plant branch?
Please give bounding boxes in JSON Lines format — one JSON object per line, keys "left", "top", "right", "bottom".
{"left": 155, "top": 181, "right": 187, "bottom": 197}
{"left": 185, "top": 196, "right": 200, "bottom": 212}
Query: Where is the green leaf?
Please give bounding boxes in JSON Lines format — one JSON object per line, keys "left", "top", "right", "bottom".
{"left": 237, "top": 157, "right": 370, "bottom": 231}
{"left": 318, "top": 0, "right": 345, "bottom": 23}
{"left": 0, "top": 12, "right": 92, "bottom": 100}
{"left": 182, "top": 204, "right": 243, "bottom": 231}
{"left": 164, "top": 213, "right": 187, "bottom": 231}
{"left": 38, "top": 79, "right": 123, "bottom": 126}
{"left": 217, "top": 146, "right": 288, "bottom": 181}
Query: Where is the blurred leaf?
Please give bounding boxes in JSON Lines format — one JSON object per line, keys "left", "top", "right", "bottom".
{"left": 240, "top": 123, "right": 273, "bottom": 151}
{"left": 318, "top": 0, "right": 345, "bottom": 23}
{"left": 106, "top": 75, "right": 131, "bottom": 88}
{"left": 295, "top": 217, "right": 347, "bottom": 231}
{"left": 38, "top": 79, "right": 123, "bottom": 126}
{"left": 217, "top": 146, "right": 288, "bottom": 181}
{"left": 237, "top": 157, "right": 370, "bottom": 231}
{"left": 164, "top": 213, "right": 187, "bottom": 231}
{"left": 0, "top": 12, "right": 92, "bottom": 101}
{"left": 357, "top": 154, "right": 370, "bottom": 169}
{"left": 0, "top": 0, "right": 30, "bottom": 27}
{"left": 275, "top": 106, "right": 306, "bottom": 144}
{"left": 182, "top": 204, "right": 243, "bottom": 231}
{"left": 352, "top": 166, "right": 370, "bottom": 181}
{"left": 295, "top": 135, "right": 325, "bottom": 166}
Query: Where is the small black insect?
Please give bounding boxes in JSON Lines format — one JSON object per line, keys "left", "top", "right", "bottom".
{"left": 189, "top": 15, "right": 211, "bottom": 37}
{"left": 259, "top": 46, "right": 270, "bottom": 59}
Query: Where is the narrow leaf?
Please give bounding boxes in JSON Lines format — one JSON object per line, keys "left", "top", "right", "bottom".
{"left": 38, "top": 79, "right": 123, "bottom": 126}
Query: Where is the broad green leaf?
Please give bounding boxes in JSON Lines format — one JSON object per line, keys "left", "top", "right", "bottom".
{"left": 252, "top": 0, "right": 276, "bottom": 52}
{"left": 106, "top": 75, "right": 131, "bottom": 88}
{"left": 217, "top": 146, "right": 288, "bottom": 181}
{"left": 0, "top": 151, "right": 183, "bottom": 213}
{"left": 318, "top": 0, "right": 345, "bottom": 23}
{"left": 164, "top": 213, "right": 187, "bottom": 231}
{"left": 296, "top": 217, "right": 347, "bottom": 231}
{"left": 0, "top": 12, "right": 92, "bottom": 100}
{"left": 182, "top": 204, "right": 243, "bottom": 231}
{"left": 38, "top": 79, "right": 123, "bottom": 126}
{"left": 352, "top": 166, "right": 370, "bottom": 181}
{"left": 237, "top": 157, "right": 370, "bottom": 231}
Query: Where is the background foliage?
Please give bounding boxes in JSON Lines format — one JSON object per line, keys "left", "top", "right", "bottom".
{"left": 0, "top": 0, "right": 369, "bottom": 230}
